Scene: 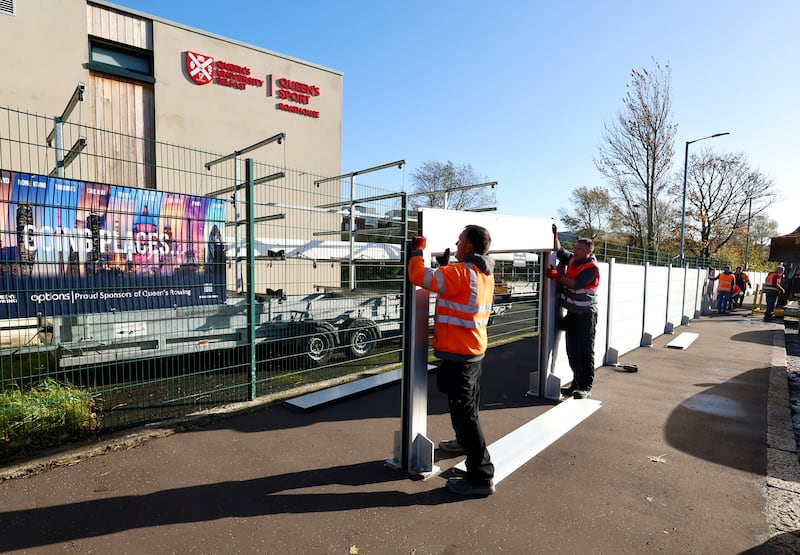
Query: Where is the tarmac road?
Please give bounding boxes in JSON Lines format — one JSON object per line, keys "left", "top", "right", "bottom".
{"left": 1, "top": 311, "right": 798, "bottom": 554}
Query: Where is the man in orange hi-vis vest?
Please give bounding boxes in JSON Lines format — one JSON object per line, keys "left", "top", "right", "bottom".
{"left": 711, "top": 265, "right": 736, "bottom": 314}
{"left": 408, "top": 225, "right": 495, "bottom": 497}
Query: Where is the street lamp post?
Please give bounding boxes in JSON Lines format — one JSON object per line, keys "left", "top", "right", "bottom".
{"left": 679, "top": 132, "right": 730, "bottom": 266}
{"left": 744, "top": 196, "right": 753, "bottom": 270}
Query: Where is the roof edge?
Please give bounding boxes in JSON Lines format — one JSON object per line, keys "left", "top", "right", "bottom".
{"left": 92, "top": 0, "right": 343, "bottom": 77}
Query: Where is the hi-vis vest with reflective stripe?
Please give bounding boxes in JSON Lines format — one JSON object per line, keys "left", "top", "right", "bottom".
{"left": 763, "top": 271, "right": 782, "bottom": 292}
{"left": 716, "top": 272, "right": 735, "bottom": 293}
{"left": 560, "top": 258, "right": 599, "bottom": 313}
{"left": 408, "top": 255, "right": 494, "bottom": 362}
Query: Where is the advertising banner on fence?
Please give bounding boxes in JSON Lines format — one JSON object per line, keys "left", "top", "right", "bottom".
{"left": 0, "top": 169, "right": 226, "bottom": 318}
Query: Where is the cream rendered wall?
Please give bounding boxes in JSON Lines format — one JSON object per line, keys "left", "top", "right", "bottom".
{"left": 0, "top": 0, "right": 89, "bottom": 117}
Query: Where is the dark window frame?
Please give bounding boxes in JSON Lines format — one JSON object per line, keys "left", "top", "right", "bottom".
{"left": 87, "top": 36, "right": 155, "bottom": 84}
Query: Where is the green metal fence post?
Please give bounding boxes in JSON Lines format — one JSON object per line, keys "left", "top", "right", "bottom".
{"left": 246, "top": 158, "right": 257, "bottom": 400}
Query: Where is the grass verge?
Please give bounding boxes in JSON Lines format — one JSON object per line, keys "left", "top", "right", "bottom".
{"left": 1, "top": 379, "right": 98, "bottom": 460}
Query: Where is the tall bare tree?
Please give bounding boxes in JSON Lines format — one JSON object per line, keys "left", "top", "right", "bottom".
{"left": 409, "top": 161, "right": 494, "bottom": 210}
{"left": 594, "top": 60, "right": 676, "bottom": 251}
{"left": 557, "top": 186, "right": 611, "bottom": 239}
{"left": 679, "top": 148, "right": 776, "bottom": 258}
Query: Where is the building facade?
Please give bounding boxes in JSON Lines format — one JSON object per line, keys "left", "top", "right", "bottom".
{"left": 0, "top": 0, "right": 343, "bottom": 182}
{"left": 1, "top": 0, "right": 348, "bottom": 295}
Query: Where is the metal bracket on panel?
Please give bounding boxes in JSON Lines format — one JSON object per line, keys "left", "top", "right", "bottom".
{"left": 681, "top": 315, "right": 690, "bottom": 326}
{"left": 544, "top": 373, "right": 562, "bottom": 400}
{"left": 664, "top": 321, "right": 675, "bottom": 334}
{"left": 526, "top": 370, "right": 540, "bottom": 397}
{"left": 386, "top": 430, "right": 403, "bottom": 471}
{"left": 640, "top": 332, "right": 653, "bottom": 347}
{"left": 411, "top": 433, "right": 439, "bottom": 479}
{"left": 604, "top": 347, "right": 619, "bottom": 366}
{"left": 386, "top": 432, "right": 439, "bottom": 480}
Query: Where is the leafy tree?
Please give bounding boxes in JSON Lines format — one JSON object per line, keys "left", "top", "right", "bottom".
{"left": 594, "top": 60, "right": 676, "bottom": 251}
{"left": 557, "top": 186, "right": 611, "bottom": 239}
{"left": 746, "top": 213, "right": 779, "bottom": 270}
{"left": 678, "top": 148, "right": 776, "bottom": 258}
{"left": 409, "top": 160, "right": 494, "bottom": 210}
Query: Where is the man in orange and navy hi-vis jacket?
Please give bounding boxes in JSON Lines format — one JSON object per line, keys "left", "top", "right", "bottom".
{"left": 545, "top": 226, "right": 600, "bottom": 400}
{"left": 408, "top": 225, "right": 495, "bottom": 497}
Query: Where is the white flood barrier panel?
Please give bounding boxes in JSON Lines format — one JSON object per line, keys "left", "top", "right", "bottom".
{"left": 286, "top": 369, "right": 402, "bottom": 411}
{"left": 419, "top": 208, "right": 554, "bottom": 253}
{"left": 643, "top": 265, "right": 670, "bottom": 346}
{"left": 606, "top": 262, "right": 646, "bottom": 360}
{"left": 666, "top": 332, "right": 699, "bottom": 350}
{"left": 454, "top": 398, "right": 602, "bottom": 483}
{"left": 285, "top": 364, "right": 436, "bottom": 411}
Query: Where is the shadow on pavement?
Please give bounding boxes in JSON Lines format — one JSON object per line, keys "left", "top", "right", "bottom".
{"left": 0, "top": 460, "right": 461, "bottom": 552}
{"left": 665, "top": 367, "right": 770, "bottom": 473}
{"left": 730, "top": 329, "right": 778, "bottom": 345}
{"left": 739, "top": 530, "right": 800, "bottom": 555}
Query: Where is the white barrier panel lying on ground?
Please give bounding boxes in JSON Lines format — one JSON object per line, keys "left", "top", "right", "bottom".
{"left": 666, "top": 332, "right": 700, "bottom": 350}
{"left": 454, "top": 398, "right": 602, "bottom": 484}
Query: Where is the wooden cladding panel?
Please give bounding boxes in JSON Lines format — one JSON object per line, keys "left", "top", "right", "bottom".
{"left": 89, "top": 73, "right": 155, "bottom": 189}
{"left": 87, "top": 4, "right": 152, "bottom": 50}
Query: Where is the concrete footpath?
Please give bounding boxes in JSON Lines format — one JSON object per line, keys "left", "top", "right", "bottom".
{"left": 1, "top": 312, "right": 799, "bottom": 554}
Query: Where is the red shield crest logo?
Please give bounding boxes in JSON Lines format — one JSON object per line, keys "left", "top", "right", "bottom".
{"left": 186, "top": 51, "right": 214, "bottom": 85}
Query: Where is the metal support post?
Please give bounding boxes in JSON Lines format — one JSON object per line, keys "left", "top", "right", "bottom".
{"left": 235, "top": 156, "right": 243, "bottom": 293}
{"left": 640, "top": 262, "right": 653, "bottom": 347}
{"left": 664, "top": 263, "right": 674, "bottom": 334}
{"left": 349, "top": 174, "right": 355, "bottom": 290}
{"left": 604, "top": 258, "right": 616, "bottom": 362}
{"left": 693, "top": 267, "right": 703, "bottom": 318}
{"left": 386, "top": 238, "right": 437, "bottom": 479}
{"left": 680, "top": 265, "right": 690, "bottom": 326}
{"left": 530, "top": 251, "right": 561, "bottom": 399}
{"left": 245, "top": 158, "right": 257, "bottom": 400}
{"left": 744, "top": 197, "right": 752, "bottom": 270}
{"left": 53, "top": 117, "right": 64, "bottom": 178}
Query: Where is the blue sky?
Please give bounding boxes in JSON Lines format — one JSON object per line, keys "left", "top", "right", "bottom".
{"left": 112, "top": 0, "right": 799, "bottom": 235}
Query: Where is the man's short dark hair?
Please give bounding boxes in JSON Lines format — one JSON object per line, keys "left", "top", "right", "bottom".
{"left": 576, "top": 237, "right": 594, "bottom": 251}
{"left": 464, "top": 225, "right": 491, "bottom": 255}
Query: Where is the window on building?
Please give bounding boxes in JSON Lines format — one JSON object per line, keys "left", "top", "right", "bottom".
{"left": 0, "top": 0, "right": 15, "bottom": 17}
{"left": 88, "top": 39, "right": 154, "bottom": 83}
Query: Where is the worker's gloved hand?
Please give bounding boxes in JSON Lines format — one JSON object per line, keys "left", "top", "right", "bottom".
{"left": 435, "top": 248, "right": 450, "bottom": 266}
{"left": 545, "top": 266, "right": 560, "bottom": 280}
{"left": 552, "top": 223, "right": 558, "bottom": 234}
{"left": 411, "top": 236, "right": 426, "bottom": 252}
